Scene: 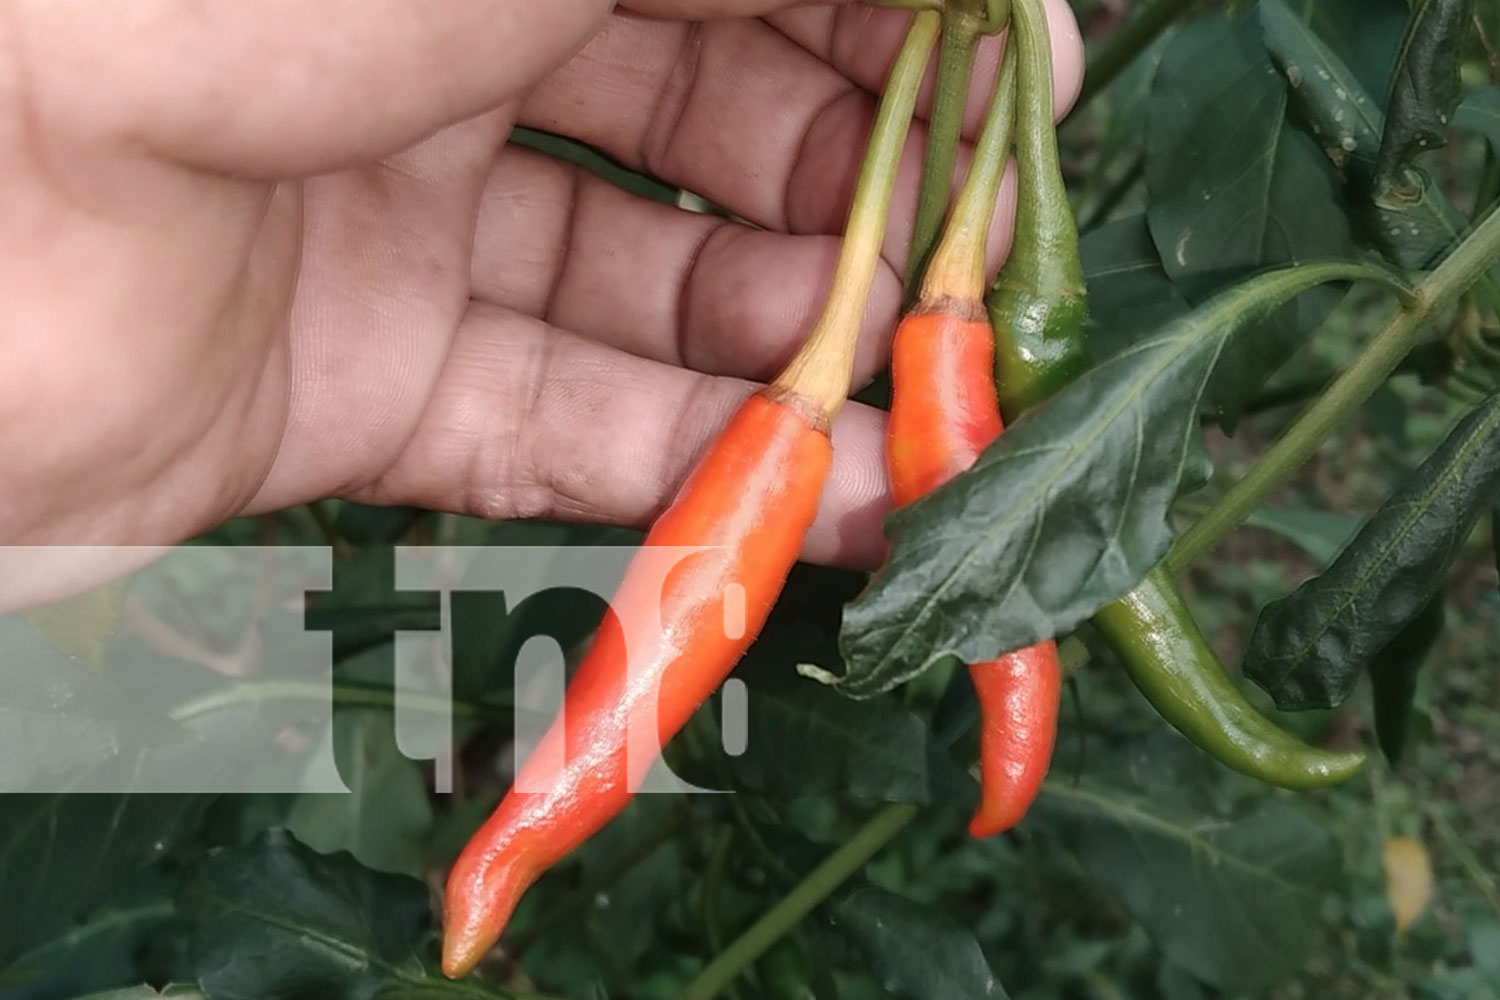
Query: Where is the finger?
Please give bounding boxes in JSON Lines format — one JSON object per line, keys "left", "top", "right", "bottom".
{"left": 14, "top": 0, "right": 611, "bottom": 176}
{"left": 769, "top": 0, "right": 1086, "bottom": 121}
{"left": 623, "top": 0, "right": 849, "bottom": 15}
{"left": 249, "top": 107, "right": 516, "bottom": 512}
{"left": 518, "top": 4, "right": 1076, "bottom": 268}
{"left": 471, "top": 146, "right": 901, "bottom": 384}
{"left": 346, "top": 302, "right": 892, "bottom": 570}
{"left": 515, "top": 12, "right": 949, "bottom": 279}
{"left": 519, "top": 12, "right": 851, "bottom": 232}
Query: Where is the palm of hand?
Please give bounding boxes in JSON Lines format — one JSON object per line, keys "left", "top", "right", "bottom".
{"left": 2, "top": 0, "right": 1081, "bottom": 574}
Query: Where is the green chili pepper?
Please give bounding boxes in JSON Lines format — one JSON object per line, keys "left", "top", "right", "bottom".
{"left": 1092, "top": 567, "right": 1367, "bottom": 789}
{"left": 985, "top": 0, "right": 1089, "bottom": 420}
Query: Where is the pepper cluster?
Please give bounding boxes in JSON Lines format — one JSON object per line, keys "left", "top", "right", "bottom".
{"left": 441, "top": 0, "right": 1365, "bottom": 977}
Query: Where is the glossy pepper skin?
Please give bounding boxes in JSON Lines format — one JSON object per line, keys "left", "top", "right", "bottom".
{"left": 1092, "top": 566, "right": 1367, "bottom": 789}
{"left": 442, "top": 391, "right": 831, "bottom": 978}
{"left": 986, "top": 0, "right": 1089, "bottom": 419}
{"left": 886, "top": 308, "right": 1061, "bottom": 837}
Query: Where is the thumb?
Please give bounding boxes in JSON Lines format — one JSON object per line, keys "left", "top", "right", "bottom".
{"left": 20, "top": 0, "right": 615, "bottom": 177}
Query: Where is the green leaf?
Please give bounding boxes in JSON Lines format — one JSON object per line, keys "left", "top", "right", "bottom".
{"left": 0, "top": 874, "right": 179, "bottom": 1000}
{"left": 1455, "top": 85, "right": 1500, "bottom": 154}
{"left": 284, "top": 711, "right": 435, "bottom": 878}
{"left": 827, "top": 887, "right": 1008, "bottom": 999}
{"left": 734, "top": 652, "right": 975, "bottom": 807}
{"left": 1285, "top": 0, "right": 1407, "bottom": 99}
{"left": 179, "top": 829, "right": 444, "bottom": 1000}
{"left": 0, "top": 611, "right": 194, "bottom": 792}
{"left": 1146, "top": 10, "right": 1354, "bottom": 427}
{"left": 1493, "top": 502, "right": 1500, "bottom": 593}
{"left": 1080, "top": 215, "right": 1191, "bottom": 360}
{"left": 0, "top": 795, "right": 207, "bottom": 967}
{"left": 65, "top": 989, "right": 205, "bottom": 1000}
{"left": 1242, "top": 507, "right": 1362, "bottom": 565}
{"left": 834, "top": 261, "right": 1404, "bottom": 697}
{"left": 1262, "top": 0, "right": 1476, "bottom": 270}
{"left": 1032, "top": 735, "right": 1344, "bottom": 992}
{"left": 575, "top": 803, "right": 688, "bottom": 974}
{"left": 1370, "top": 596, "right": 1446, "bottom": 767}
{"left": 1245, "top": 395, "right": 1500, "bottom": 709}
{"left": 1374, "top": 0, "right": 1475, "bottom": 193}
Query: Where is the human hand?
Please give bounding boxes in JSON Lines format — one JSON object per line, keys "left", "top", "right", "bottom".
{"left": 2, "top": 0, "right": 1083, "bottom": 575}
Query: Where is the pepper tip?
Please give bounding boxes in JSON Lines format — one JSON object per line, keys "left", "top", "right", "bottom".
{"left": 967, "top": 806, "right": 1021, "bottom": 840}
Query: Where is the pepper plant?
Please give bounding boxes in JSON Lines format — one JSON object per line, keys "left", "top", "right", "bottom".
{"left": 4, "top": 1, "right": 1500, "bottom": 999}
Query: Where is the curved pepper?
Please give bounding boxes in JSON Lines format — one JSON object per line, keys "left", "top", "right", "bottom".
{"left": 443, "top": 392, "right": 830, "bottom": 976}
{"left": 889, "top": 43, "right": 1058, "bottom": 837}
{"left": 887, "top": 310, "right": 1061, "bottom": 837}
{"left": 1091, "top": 566, "right": 1367, "bottom": 789}
{"left": 887, "top": 311, "right": 1062, "bottom": 837}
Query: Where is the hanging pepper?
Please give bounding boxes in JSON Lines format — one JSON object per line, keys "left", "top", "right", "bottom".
{"left": 890, "top": 46, "right": 1059, "bottom": 837}
{"left": 985, "top": 0, "right": 1365, "bottom": 789}
{"left": 1093, "top": 567, "right": 1367, "bottom": 788}
{"left": 441, "top": 13, "right": 942, "bottom": 978}
{"left": 985, "top": 0, "right": 1088, "bottom": 416}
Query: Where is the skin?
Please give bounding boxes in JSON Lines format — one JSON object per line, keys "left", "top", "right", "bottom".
{"left": 0, "top": 0, "right": 1083, "bottom": 611}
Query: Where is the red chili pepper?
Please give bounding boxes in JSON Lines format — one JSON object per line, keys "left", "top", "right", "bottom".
{"left": 442, "top": 14, "right": 942, "bottom": 977}
{"left": 886, "top": 309, "right": 1060, "bottom": 838}
{"left": 886, "top": 45, "right": 1058, "bottom": 837}
{"left": 443, "top": 390, "right": 830, "bottom": 976}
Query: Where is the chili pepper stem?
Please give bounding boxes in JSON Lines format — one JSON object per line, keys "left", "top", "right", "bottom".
{"left": 907, "top": 14, "right": 982, "bottom": 299}
{"left": 920, "top": 44, "right": 1019, "bottom": 304}
{"left": 773, "top": 11, "right": 941, "bottom": 421}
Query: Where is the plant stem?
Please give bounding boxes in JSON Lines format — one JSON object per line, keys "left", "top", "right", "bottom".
{"left": 922, "top": 42, "right": 1019, "bottom": 302}
{"left": 1078, "top": 0, "right": 1198, "bottom": 107}
{"left": 908, "top": 14, "right": 983, "bottom": 300}
{"left": 669, "top": 804, "right": 919, "bottom": 1000}
{"left": 1170, "top": 206, "right": 1500, "bottom": 571}
{"left": 774, "top": 12, "right": 940, "bottom": 418}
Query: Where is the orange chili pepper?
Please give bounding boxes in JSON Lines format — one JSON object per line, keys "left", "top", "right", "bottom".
{"left": 441, "top": 13, "right": 941, "bottom": 977}
{"left": 443, "top": 390, "right": 830, "bottom": 975}
{"left": 886, "top": 43, "right": 1059, "bottom": 837}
